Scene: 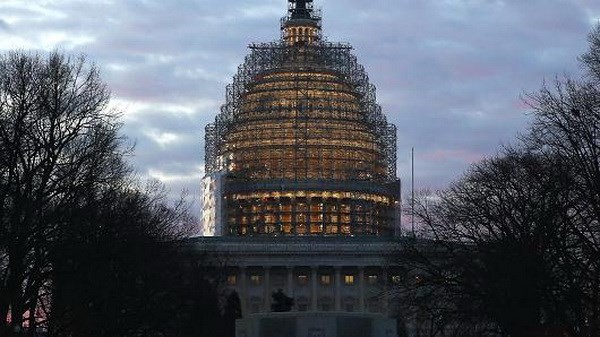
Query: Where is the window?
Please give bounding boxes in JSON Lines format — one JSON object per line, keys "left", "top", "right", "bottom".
{"left": 367, "top": 275, "right": 378, "bottom": 284}
{"left": 227, "top": 274, "right": 237, "bottom": 286}
{"left": 296, "top": 224, "right": 307, "bottom": 234}
{"left": 391, "top": 275, "right": 402, "bottom": 284}
{"left": 344, "top": 274, "right": 354, "bottom": 285}
{"left": 297, "top": 274, "right": 309, "bottom": 285}
{"left": 320, "top": 274, "right": 331, "bottom": 285}
{"left": 250, "top": 274, "right": 261, "bottom": 285}
{"left": 367, "top": 298, "right": 380, "bottom": 312}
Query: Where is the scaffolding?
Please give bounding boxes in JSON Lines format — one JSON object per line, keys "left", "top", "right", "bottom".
{"left": 203, "top": 1, "right": 399, "bottom": 236}
{"left": 205, "top": 42, "right": 397, "bottom": 181}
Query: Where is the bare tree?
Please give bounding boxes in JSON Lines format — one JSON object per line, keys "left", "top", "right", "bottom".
{"left": 523, "top": 24, "right": 600, "bottom": 336}
{"left": 0, "top": 51, "right": 223, "bottom": 337}
{"left": 0, "top": 51, "right": 129, "bottom": 335}
{"left": 396, "top": 151, "right": 581, "bottom": 337}
{"left": 393, "top": 24, "right": 600, "bottom": 337}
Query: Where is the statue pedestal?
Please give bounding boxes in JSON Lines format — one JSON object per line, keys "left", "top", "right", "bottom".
{"left": 236, "top": 311, "right": 397, "bottom": 337}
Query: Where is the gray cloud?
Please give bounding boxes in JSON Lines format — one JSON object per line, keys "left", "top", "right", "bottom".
{"left": 1, "top": 0, "right": 599, "bottom": 217}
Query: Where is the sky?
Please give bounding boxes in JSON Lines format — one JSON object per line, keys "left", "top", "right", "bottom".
{"left": 1, "top": 0, "right": 600, "bottom": 219}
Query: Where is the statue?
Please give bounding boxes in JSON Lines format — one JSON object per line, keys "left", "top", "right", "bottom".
{"left": 271, "top": 288, "right": 294, "bottom": 312}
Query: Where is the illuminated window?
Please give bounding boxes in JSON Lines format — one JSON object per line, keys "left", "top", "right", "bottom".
{"left": 325, "top": 225, "right": 338, "bottom": 234}
{"left": 367, "top": 275, "right": 378, "bottom": 284}
{"left": 250, "top": 274, "right": 261, "bottom": 285}
{"left": 297, "top": 274, "right": 309, "bottom": 285}
{"left": 296, "top": 224, "right": 307, "bottom": 234}
{"left": 310, "top": 224, "right": 323, "bottom": 233}
{"left": 344, "top": 275, "right": 354, "bottom": 285}
{"left": 391, "top": 275, "right": 402, "bottom": 284}
{"left": 227, "top": 275, "right": 237, "bottom": 286}
{"left": 283, "top": 223, "right": 292, "bottom": 233}
{"left": 320, "top": 274, "right": 331, "bottom": 285}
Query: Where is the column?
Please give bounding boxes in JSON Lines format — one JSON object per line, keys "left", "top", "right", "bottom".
{"left": 335, "top": 267, "right": 342, "bottom": 311}
{"left": 311, "top": 266, "right": 318, "bottom": 311}
{"left": 287, "top": 266, "right": 294, "bottom": 298}
{"left": 264, "top": 266, "right": 271, "bottom": 312}
{"left": 358, "top": 267, "right": 365, "bottom": 311}
{"left": 382, "top": 268, "right": 389, "bottom": 314}
{"left": 240, "top": 267, "right": 247, "bottom": 317}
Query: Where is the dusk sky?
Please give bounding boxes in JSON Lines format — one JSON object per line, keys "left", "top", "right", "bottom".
{"left": 1, "top": 0, "right": 600, "bottom": 218}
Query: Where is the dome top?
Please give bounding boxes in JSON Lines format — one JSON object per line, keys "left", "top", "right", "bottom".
{"left": 281, "top": 0, "right": 322, "bottom": 45}
{"left": 288, "top": 0, "right": 316, "bottom": 20}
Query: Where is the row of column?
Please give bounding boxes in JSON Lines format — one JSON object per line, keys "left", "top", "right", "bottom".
{"left": 235, "top": 266, "right": 389, "bottom": 315}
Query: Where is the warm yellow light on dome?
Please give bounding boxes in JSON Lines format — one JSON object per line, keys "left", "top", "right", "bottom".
{"left": 203, "top": 0, "right": 399, "bottom": 237}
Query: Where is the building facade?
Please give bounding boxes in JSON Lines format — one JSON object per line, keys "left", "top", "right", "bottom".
{"left": 192, "top": 237, "right": 403, "bottom": 336}
{"left": 194, "top": 237, "right": 403, "bottom": 314}
{"left": 200, "top": 1, "right": 404, "bottom": 336}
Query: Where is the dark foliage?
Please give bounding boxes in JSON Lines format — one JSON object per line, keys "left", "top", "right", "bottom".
{"left": 222, "top": 291, "right": 242, "bottom": 337}
{"left": 48, "top": 185, "right": 223, "bottom": 337}
{"left": 0, "top": 51, "right": 223, "bottom": 337}
{"left": 394, "top": 24, "right": 600, "bottom": 337}
{"left": 396, "top": 152, "right": 578, "bottom": 337}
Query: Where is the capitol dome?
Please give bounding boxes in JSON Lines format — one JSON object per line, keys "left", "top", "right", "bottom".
{"left": 203, "top": 0, "right": 399, "bottom": 237}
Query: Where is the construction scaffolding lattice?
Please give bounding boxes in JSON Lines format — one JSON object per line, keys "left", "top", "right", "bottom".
{"left": 203, "top": 4, "right": 400, "bottom": 236}
{"left": 205, "top": 42, "right": 397, "bottom": 182}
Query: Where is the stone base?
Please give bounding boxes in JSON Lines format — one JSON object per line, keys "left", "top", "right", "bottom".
{"left": 236, "top": 312, "right": 397, "bottom": 337}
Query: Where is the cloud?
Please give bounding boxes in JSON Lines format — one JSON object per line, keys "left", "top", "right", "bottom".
{"left": 0, "top": 0, "right": 599, "bottom": 217}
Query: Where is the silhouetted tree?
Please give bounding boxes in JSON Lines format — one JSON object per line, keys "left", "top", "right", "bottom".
{"left": 47, "top": 182, "right": 221, "bottom": 337}
{"left": 0, "top": 50, "right": 222, "bottom": 337}
{"left": 395, "top": 24, "right": 600, "bottom": 337}
{"left": 396, "top": 151, "right": 577, "bottom": 337}
{"left": 0, "top": 50, "right": 129, "bottom": 336}
{"left": 222, "top": 290, "right": 242, "bottom": 337}
{"left": 523, "top": 23, "right": 600, "bottom": 336}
